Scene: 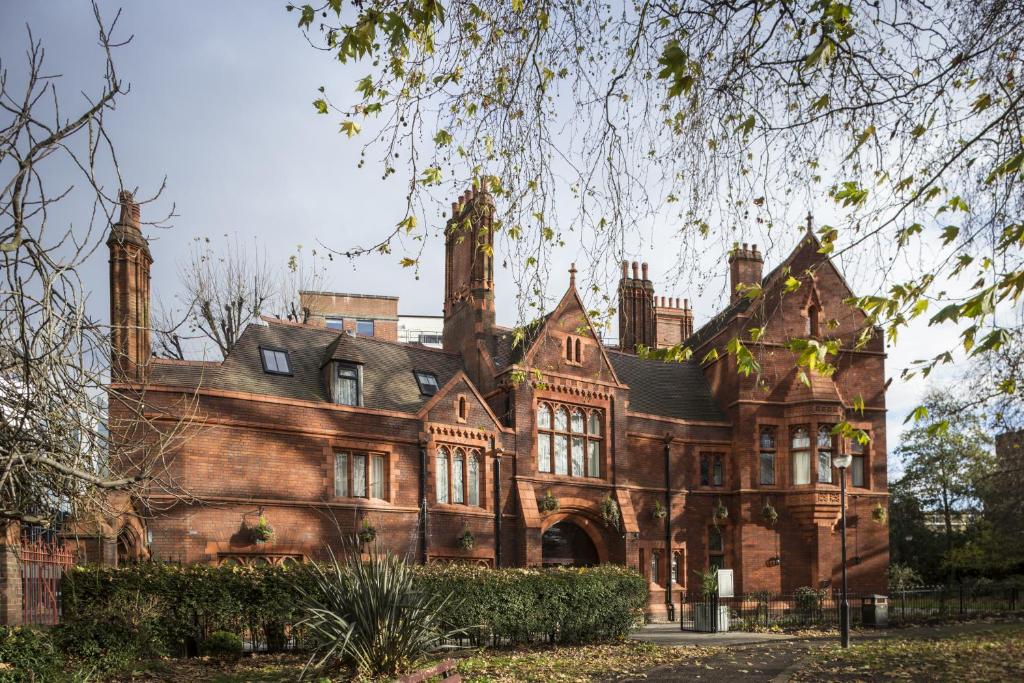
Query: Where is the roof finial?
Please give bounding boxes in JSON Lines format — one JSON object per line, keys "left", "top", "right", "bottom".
{"left": 805, "top": 212, "right": 814, "bottom": 235}
{"left": 569, "top": 262, "right": 577, "bottom": 286}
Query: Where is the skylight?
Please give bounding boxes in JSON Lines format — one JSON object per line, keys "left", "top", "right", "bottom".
{"left": 260, "top": 347, "right": 292, "bottom": 375}
{"left": 414, "top": 371, "right": 440, "bottom": 396}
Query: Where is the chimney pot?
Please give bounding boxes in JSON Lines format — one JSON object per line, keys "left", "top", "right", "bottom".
{"left": 632, "top": 262, "right": 639, "bottom": 278}
{"left": 641, "top": 262, "right": 649, "bottom": 280}
{"left": 621, "top": 260, "right": 629, "bottom": 278}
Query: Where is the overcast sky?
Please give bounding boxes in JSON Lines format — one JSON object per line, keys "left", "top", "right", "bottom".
{"left": 1, "top": 2, "right": 964, "bottom": 469}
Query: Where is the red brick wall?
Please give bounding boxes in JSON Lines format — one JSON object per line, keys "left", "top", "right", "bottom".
{"left": 119, "top": 235, "right": 889, "bottom": 604}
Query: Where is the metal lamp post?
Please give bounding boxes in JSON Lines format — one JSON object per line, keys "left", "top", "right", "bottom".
{"left": 833, "top": 450, "right": 853, "bottom": 648}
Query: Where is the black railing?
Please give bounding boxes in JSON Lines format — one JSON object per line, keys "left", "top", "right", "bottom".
{"left": 678, "top": 582, "right": 1022, "bottom": 632}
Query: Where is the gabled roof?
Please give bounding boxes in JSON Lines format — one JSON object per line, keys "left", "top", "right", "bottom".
{"left": 686, "top": 230, "right": 859, "bottom": 350}
{"left": 607, "top": 350, "right": 727, "bottom": 422}
{"left": 150, "top": 319, "right": 464, "bottom": 414}
{"left": 512, "top": 273, "right": 623, "bottom": 385}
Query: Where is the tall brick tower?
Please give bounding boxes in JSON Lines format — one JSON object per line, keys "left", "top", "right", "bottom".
{"left": 442, "top": 184, "right": 495, "bottom": 385}
{"left": 618, "top": 261, "right": 656, "bottom": 352}
{"left": 108, "top": 191, "right": 152, "bottom": 383}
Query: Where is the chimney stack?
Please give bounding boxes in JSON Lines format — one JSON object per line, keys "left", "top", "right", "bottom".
{"left": 108, "top": 190, "right": 152, "bottom": 383}
{"left": 618, "top": 260, "right": 656, "bottom": 352}
{"left": 442, "top": 181, "right": 497, "bottom": 387}
{"left": 655, "top": 294, "right": 694, "bottom": 348}
{"left": 728, "top": 242, "right": 763, "bottom": 303}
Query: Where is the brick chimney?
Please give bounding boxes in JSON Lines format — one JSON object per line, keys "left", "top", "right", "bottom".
{"left": 655, "top": 297, "right": 694, "bottom": 348}
{"left": 728, "top": 243, "right": 763, "bottom": 303}
{"left": 442, "top": 183, "right": 496, "bottom": 384}
{"left": 108, "top": 191, "right": 152, "bottom": 383}
{"left": 618, "top": 261, "right": 656, "bottom": 352}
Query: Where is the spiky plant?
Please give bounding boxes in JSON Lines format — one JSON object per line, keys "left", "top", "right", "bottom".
{"left": 297, "top": 544, "right": 465, "bottom": 678}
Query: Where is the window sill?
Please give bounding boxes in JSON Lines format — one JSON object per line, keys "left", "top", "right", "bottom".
{"left": 535, "top": 472, "right": 604, "bottom": 481}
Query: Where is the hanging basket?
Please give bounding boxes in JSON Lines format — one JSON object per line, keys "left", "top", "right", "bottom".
{"left": 457, "top": 529, "right": 475, "bottom": 551}
{"left": 762, "top": 501, "right": 779, "bottom": 527}
{"left": 538, "top": 490, "right": 560, "bottom": 514}
{"left": 250, "top": 516, "right": 275, "bottom": 545}
{"left": 357, "top": 520, "right": 377, "bottom": 545}
{"left": 872, "top": 503, "right": 887, "bottom": 525}
{"left": 600, "top": 495, "right": 621, "bottom": 529}
{"left": 712, "top": 499, "right": 729, "bottom": 525}
{"left": 652, "top": 499, "right": 668, "bottom": 520}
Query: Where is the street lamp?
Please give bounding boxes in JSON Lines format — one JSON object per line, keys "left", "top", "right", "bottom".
{"left": 833, "top": 450, "right": 853, "bottom": 649}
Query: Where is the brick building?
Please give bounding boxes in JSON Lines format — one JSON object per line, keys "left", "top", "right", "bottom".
{"left": 101, "top": 187, "right": 889, "bottom": 616}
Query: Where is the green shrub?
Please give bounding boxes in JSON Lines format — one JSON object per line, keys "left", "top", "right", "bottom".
{"left": 794, "top": 586, "right": 826, "bottom": 623}
{"left": 60, "top": 559, "right": 648, "bottom": 660}
{"left": 0, "top": 626, "right": 62, "bottom": 683}
{"left": 201, "top": 630, "right": 244, "bottom": 658}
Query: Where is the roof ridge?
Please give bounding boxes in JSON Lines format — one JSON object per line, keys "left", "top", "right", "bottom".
{"left": 334, "top": 330, "right": 462, "bottom": 356}
{"left": 151, "top": 358, "right": 222, "bottom": 367}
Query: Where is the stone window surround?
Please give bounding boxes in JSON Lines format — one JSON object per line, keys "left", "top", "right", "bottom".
{"left": 325, "top": 437, "right": 395, "bottom": 504}
{"left": 534, "top": 400, "right": 605, "bottom": 479}
{"left": 434, "top": 444, "right": 484, "bottom": 508}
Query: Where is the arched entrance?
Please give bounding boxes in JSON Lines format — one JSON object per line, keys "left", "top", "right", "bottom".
{"left": 542, "top": 520, "right": 599, "bottom": 567}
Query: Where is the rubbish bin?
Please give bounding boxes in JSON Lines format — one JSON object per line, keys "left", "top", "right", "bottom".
{"left": 862, "top": 594, "right": 889, "bottom": 627}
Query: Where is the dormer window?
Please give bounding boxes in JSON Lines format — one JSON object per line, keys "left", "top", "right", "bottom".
{"left": 259, "top": 347, "right": 292, "bottom": 376}
{"left": 414, "top": 371, "right": 440, "bottom": 396}
{"left": 333, "top": 362, "right": 362, "bottom": 406}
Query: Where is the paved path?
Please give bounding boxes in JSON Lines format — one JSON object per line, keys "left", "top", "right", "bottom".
{"left": 631, "top": 623, "right": 796, "bottom": 647}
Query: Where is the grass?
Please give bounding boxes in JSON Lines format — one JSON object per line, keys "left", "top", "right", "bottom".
{"left": 97, "top": 641, "right": 719, "bottom": 682}
{"left": 791, "top": 623, "right": 1024, "bottom": 682}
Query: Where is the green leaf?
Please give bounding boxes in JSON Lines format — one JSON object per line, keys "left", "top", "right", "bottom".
{"left": 904, "top": 405, "right": 929, "bottom": 424}
{"left": 340, "top": 120, "right": 361, "bottom": 138}
{"left": 297, "top": 4, "right": 315, "bottom": 29}
{"left": 312, "top": 98, "right": 329, "bottom": 115}
{"left": 421, "top": 166, "right": 442, "bottom": 185}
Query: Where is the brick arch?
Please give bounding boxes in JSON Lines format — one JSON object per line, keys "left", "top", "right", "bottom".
{"left": 540, "top": 502, "right": 610, "bottom": 564}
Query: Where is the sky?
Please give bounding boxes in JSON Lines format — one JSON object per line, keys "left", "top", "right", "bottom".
{"left": 0, "top": 2, "right": 964, "bottom": 472}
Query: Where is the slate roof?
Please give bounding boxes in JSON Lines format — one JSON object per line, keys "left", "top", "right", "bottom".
{"left": 607, "top": 350, "right": 727, "bottom": 422}
{"left": 149, "top": 319, "right": 463, "bottom": 414}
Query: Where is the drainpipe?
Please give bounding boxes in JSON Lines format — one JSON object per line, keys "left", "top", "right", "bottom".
{"left": 610, "top": 396, "right": 618, "bottom": 487}
{"left": 664, "top": 433, "right": 675, "bottom": 621}
{"left": 419, "top": 441, "right": 429, "bottom": 564}
{"left": 493, "top": 436, "right": 502, "bottom": 568}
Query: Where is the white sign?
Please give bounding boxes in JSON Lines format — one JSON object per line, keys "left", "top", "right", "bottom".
{"left": 717, "top": 569, "right": 735, "bottom": 598}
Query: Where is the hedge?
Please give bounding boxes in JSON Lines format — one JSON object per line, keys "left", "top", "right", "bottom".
{"left": 60, "top": 561, "right": 647, "bottom": 658}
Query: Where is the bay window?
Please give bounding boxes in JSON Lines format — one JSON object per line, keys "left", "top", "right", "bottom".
{"left": 792, "top": 426, "right": 811, "bottom": 485}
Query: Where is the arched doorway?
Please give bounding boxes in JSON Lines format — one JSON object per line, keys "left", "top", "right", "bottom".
{"left": 542, "top": 520, "right": 599, "bottom": 567}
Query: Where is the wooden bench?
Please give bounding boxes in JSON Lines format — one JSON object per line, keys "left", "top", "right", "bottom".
{"left": 396, "top": 658, "right": 460, "bottom": 683}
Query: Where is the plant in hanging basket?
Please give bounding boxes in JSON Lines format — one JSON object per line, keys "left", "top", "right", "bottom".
{"left": 538, "top": 490, "right": 560, "bottom": 514}
{"left": 652, "top": 499, "right": 668, "bottom": 520}
{"left": 712, "top": 499, "right": 729, "bottom": 525}
{"left": 600, "top": 495, "right": 620, "bottom": 529}
{"left": 762, "top": 501, "right": 779, "bottom": 526}
{"left": 357, "top": 520, "right": 377, "bottom": 545}
{"left": 251, "top": 515, "right": 275, "bottom": 544}
{"left": 457, "top": 529, "right": 475, "bottom": 551}
{"left": 872, "top": 503, "right": 887, "bottom": 524}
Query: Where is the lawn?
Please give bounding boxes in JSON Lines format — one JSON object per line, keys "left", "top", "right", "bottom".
{"left": 101, "top": 641, "right": 720, "bottom": 682}
{"left": 791, "top": 623, "right": 1024, "bottom": 682}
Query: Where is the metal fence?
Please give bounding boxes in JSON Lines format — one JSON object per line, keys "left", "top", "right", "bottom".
{"left": 679, "top": 583, "right": 1023, "bottom": 632}
{"left": 19, "top": 539, "right": 74, "bottom": 626}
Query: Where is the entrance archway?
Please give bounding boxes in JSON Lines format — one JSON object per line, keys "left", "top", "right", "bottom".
{"left": 542, "top": 520, "right": 599, "bottom": 567}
